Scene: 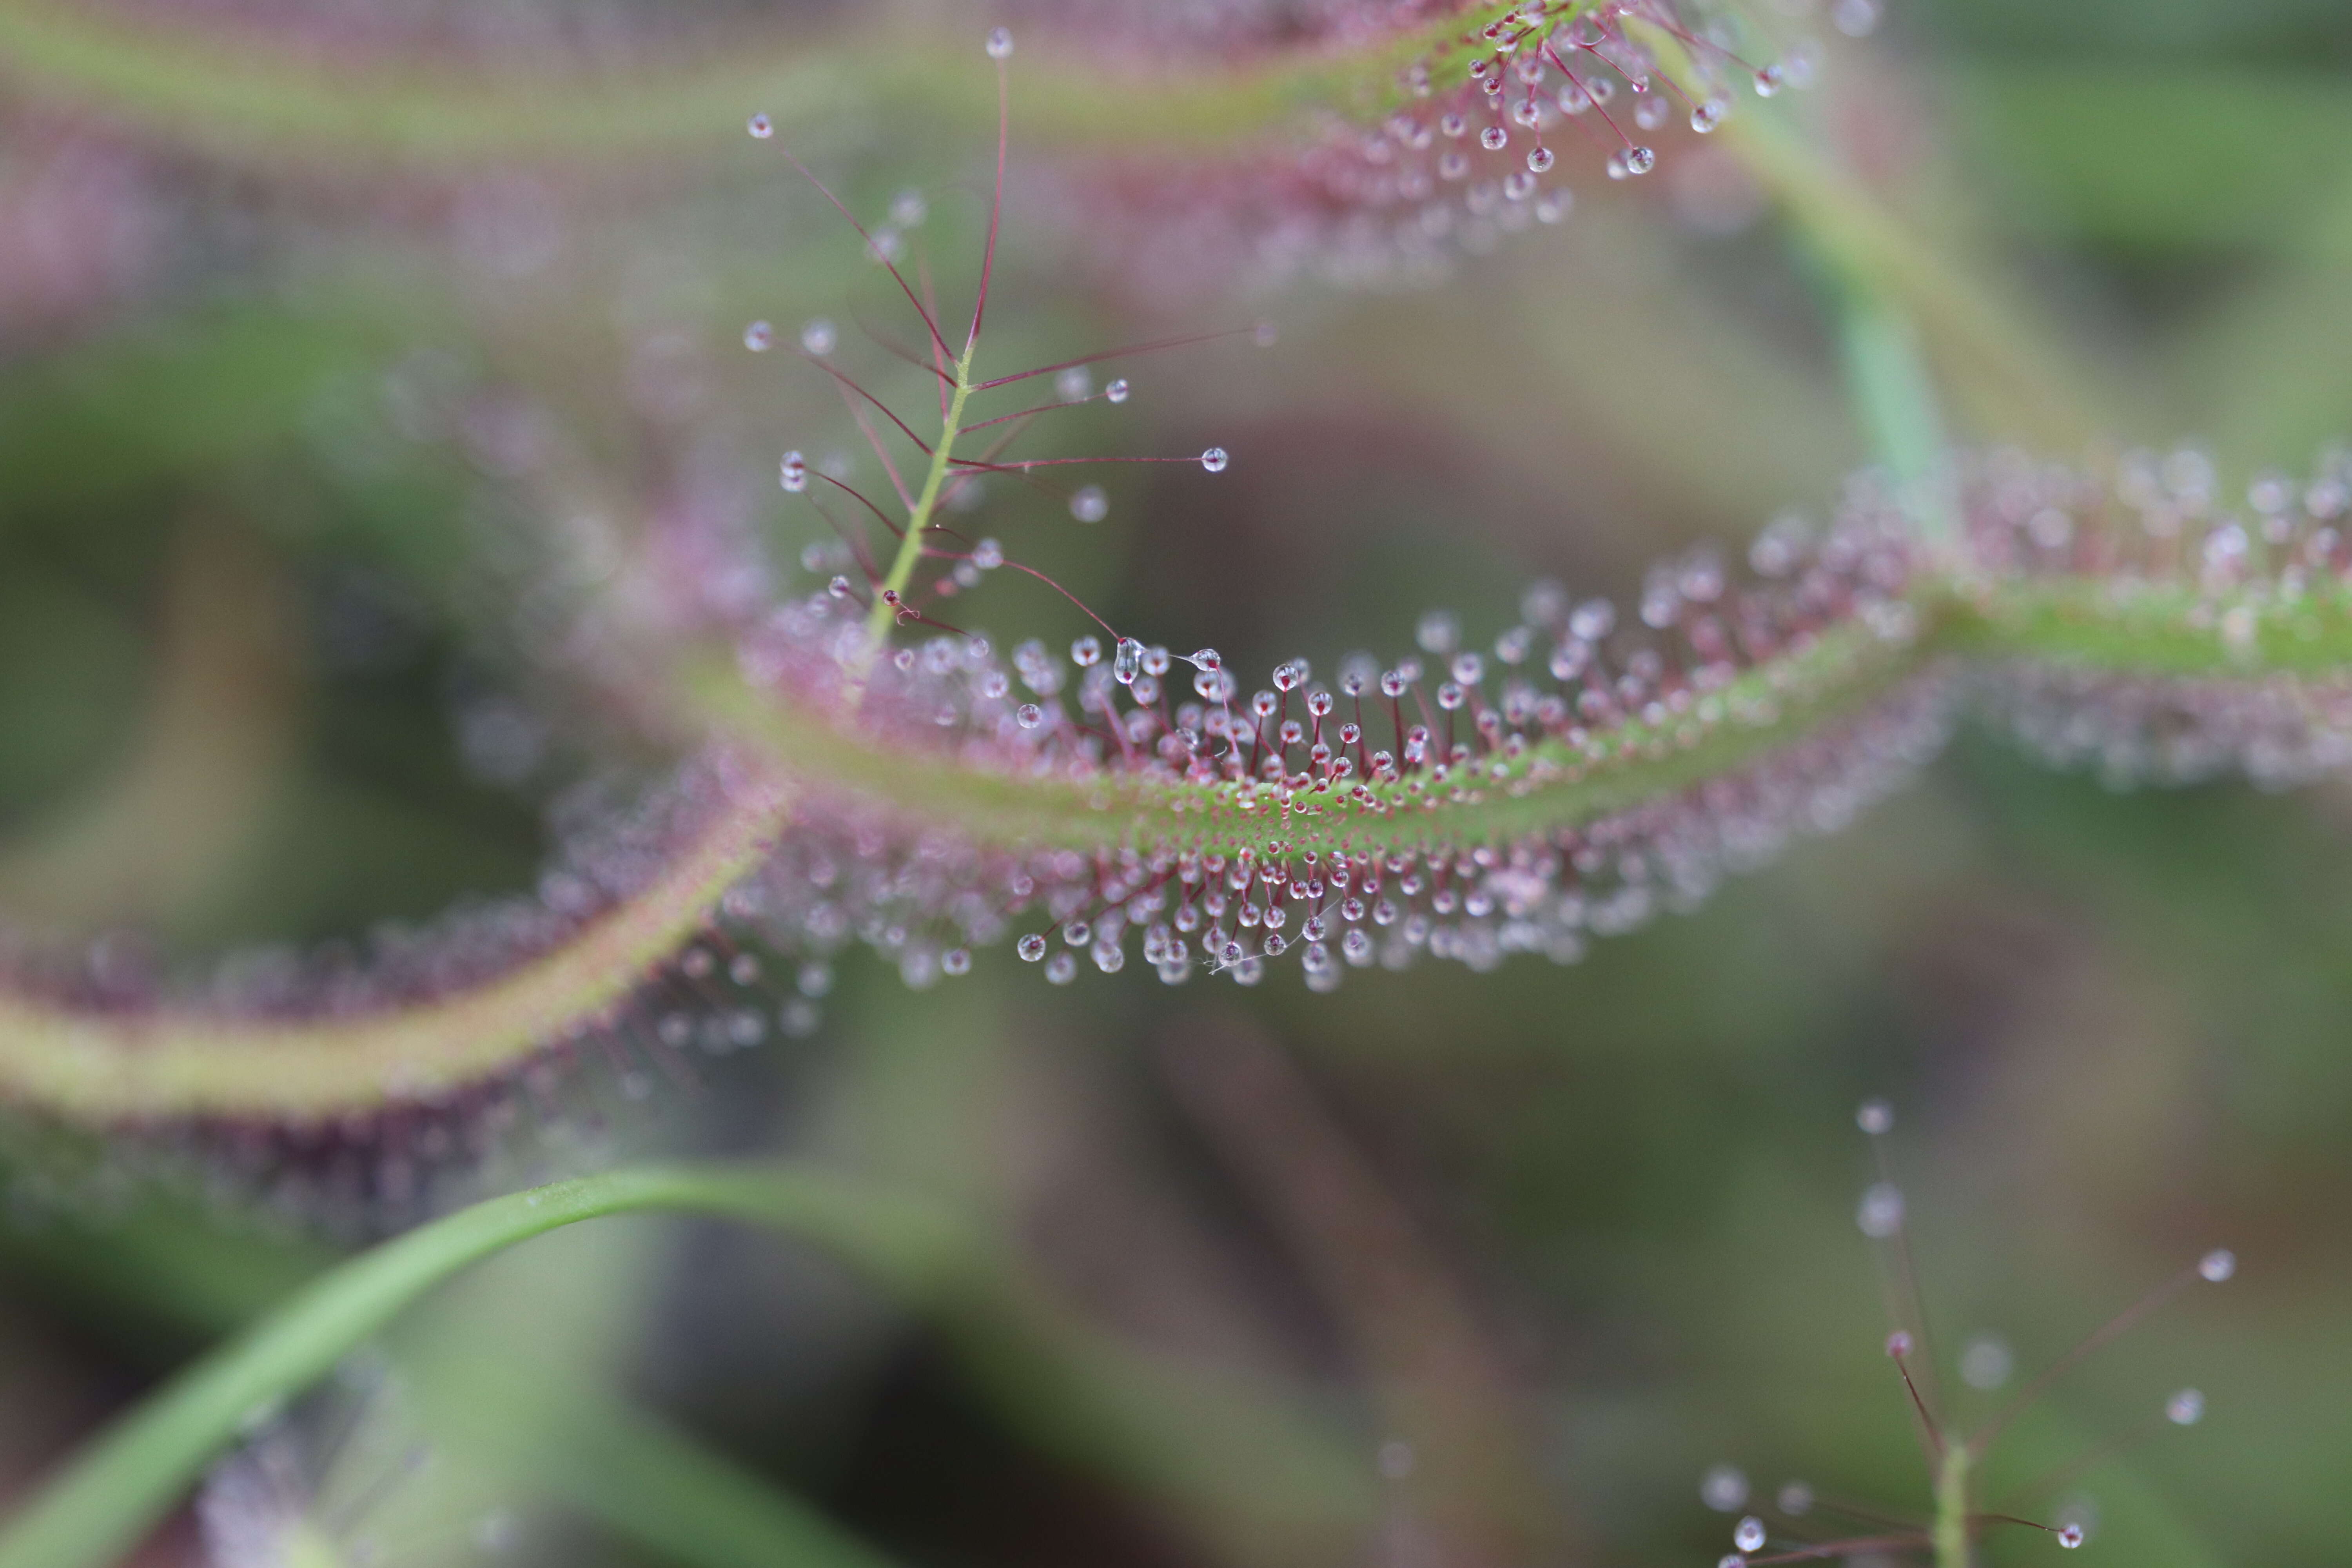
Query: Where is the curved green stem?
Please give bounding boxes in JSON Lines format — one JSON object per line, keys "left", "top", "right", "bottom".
{"left": 7, "top": 565, "right": 2352, "bottom": 1128}
{"left": 0, "top": 1162, "right": 1368, "bottom": 1568}
{"left": 0, "top": 779, "right": 792, "bottom": 1121}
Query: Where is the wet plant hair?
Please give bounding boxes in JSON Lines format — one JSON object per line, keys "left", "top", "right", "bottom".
{"left": 1698, "top": 1101, "right": 2233, "bottom": 1567}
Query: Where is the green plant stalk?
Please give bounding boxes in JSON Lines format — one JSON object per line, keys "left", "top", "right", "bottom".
{"left": 1835, "top": 285, "right": 1958, "bottom": 547}
{"left": 0, "top": 1162, "right": 1372, "bottom": 1568}
{"left": 0, "top": 1165, "right": 949, "bottom": 1568}
{"left": 1933, "top": 1444, "right": 1970, "bottom": 1568}
{"left": 862, "top": 342, "right": 976, "bottom": 649}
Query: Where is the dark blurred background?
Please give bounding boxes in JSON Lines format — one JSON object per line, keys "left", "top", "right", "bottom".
{"left": 2, "top": 0, "right": 2349, "bottom": 1563}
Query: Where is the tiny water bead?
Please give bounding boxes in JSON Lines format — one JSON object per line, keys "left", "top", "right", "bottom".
{"left": 2167, "top": 1387, "right": 2206, "bottom": 1425}
{"left": 1201, "top": 446, "right": 1230, "bottom": 473}
{"left": 1017, "top": 934, "right": 1047, "bottom": 961}
{"left": 743, "top": 320, "right": 773, "bottom": 352}
{"left": 1754, "top": 62, "right": 1786, "bottom": 96}
{"left": 800, "top": 318, "right": 837, "bottom": 356}
{"left": 1016, "top": 703, "right": 1042, "bottom": 728}
{"left": 1733, "top": 1517, "right": 1766, "bottom": 1552}
{"left": 779, "top": 451, "right": 808, "bottom": 492}
{"left": 889, "top": 188, "right": 927, "bottom": 227}
{"left": 1833, "top": 0, "right": 1884, "bottom": 34}
{"left": 1056, "top": 366, "right": 1093, "bottom": 402}
{"left": 1883, "top": 1330, "right": 1913, "bottom": 1358}
{"left": 1775, "top": 1483, "right": 1813, "bottom": 1517}
{"left": 1624, "top": 145, "right": 1657, "bottom": 176}
{"left": 1105, "top": 377, "right": 1131, "bottom": 403}
{"left": 1856, "top": 1181, "right": 1904, "bottom": 1237}
{"left": 1716, "top": 1557, "right": 1744, "bottom": 1568}
{"left": 1526, "top": 146, "right": 1555, "bottom": 174}
{"left": 747, "top": 112, "right": 773, "bottom": 139}
{"left": 2057, "top": 1526, "right": 2085, "bottom": 1550}
{"left": 1855, "top": 1097, "right": 1893, "bottom": 1134}
{"left": 1071, "top": 635, "right": 1102, "bottom": 666}
{"left": 1691, "top": 100, "right": 1725, "bottom": 132}
{"left": 1700, "top": 1465, "right": 1749, "bottom": 1513}
{"left": 2198, "top": 1248, "right": 2236, "bottom": 1282}
{"left": 1480, "top": 125, "right": 1508, "bottom": 151}
{"left": 1069, "top": 485, "right": 1109, "bottom": 523}
{"left": 1959, "top": 1333, "right": 2014, "bottom": 1390}
{"left": 985, "top": 25, "right": 1013, "bottom": 59}
{"left": 1113, "top": 637, "right": 1144, "bottom": 684}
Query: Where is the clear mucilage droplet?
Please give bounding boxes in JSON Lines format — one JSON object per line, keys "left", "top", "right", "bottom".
{"left": 743, "top": 320, "right": 773, "bottom": 351}
{"left": 1201, "top": 447, "right": 1230, "bottom": 473}
{"left": 985, "top": 26, "right": 1014, "bottom": 59}
{"left": 747, "top": 113, "right": 773, "bottom": 139}
{"left": 1070, "top": 485, "right": 1108, "bottom": 523}
{"left": 800, "top": 318, "right": 837, "bottom": 355}
{"left": 780, "top": 451, "right": 808, "bottom": 492}
{"left": 1114, "top": 638, "right": 1144, "bottom": 684}
{"left": 1105, "top": 378, "right": 1130, "bottom": 403}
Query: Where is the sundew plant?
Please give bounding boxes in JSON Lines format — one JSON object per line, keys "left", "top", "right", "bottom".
{"left": 0, "top": 1, "right": 2345, "bottom": 1565}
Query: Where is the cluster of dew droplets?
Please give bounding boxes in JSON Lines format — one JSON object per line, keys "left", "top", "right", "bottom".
{"left": 1963, "top": 445, "right": 2352, "bottom": 789}
{"left": 718, "top": 466, "right": 1951, "bottom": 994}
{"left": 1086, "top": 0, "right": 1816, "bottom": 293}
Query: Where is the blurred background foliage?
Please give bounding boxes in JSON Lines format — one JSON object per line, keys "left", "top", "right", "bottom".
{"left": 1, "top": 0, "right": 2349, "bottom": 1563}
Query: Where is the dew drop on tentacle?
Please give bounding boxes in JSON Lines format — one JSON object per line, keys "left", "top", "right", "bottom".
{"left": 985, "top": 25, "right": 1013, "bottom": 59}
{"left": 1071, "top": 635, "right": 1102, "bottom": 667}
{"left": 743, "top": 320, "right": 773, "bottom": 351}
{"left": 2199, "top": 1248, "right": 2236, "bottom": 1282}
{"left": 1480, "top": 125, "right": 1508, "bottom": 151}
{"left": 1733, "top": 1517, "right": 1766, "bottom": 1552}
{"left": 1114, "top": 637, "right": 1145, "bottom": 685}
{"left": 1201, "top": 446, "right": 1230, "bottom": 473}
{"left": 1056, "top": 366, "right": 1093, "bottom": 402}
{"left": 1701, "top": 1465, "right": 1749, "bottom": 1512}
{"left": 800, "top": 318, "right": 837, "bottom": 356}
{"left": 2167, "top": 1388, "right": 2205, "bottom": 1425}
{"left": 1857, "top": 1181, "right": 1904, "bottom": 1237}
{"left": 747, "top": 112, "right": 773, "bottom": 138}
{"left": 1070, "top": 485, "right": 1109, "bottom": 523}
{"left": 780, "top": 451, "right": 808, "bottom": 492}
{"left": 1105, "top": 377, "right": 1131, "bottom": 403}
